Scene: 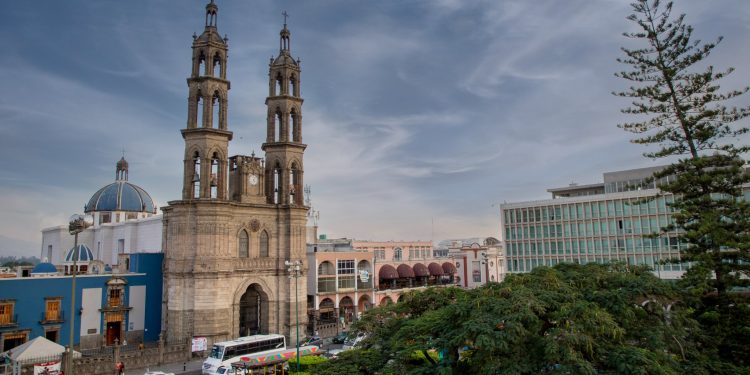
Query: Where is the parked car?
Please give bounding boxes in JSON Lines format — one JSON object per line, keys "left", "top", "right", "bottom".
{"left": 343, "top": 332, "right": 367, "bottom": 350}
{"left": 332, "top": 331, "right": 348, "bottom": 344}
{"left": 302, "top": 335, "right": 323, "bottom": 347}
{"left": 325, "top": 348, "right": 346, "bottom": 359}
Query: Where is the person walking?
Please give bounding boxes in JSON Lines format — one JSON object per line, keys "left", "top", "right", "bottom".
{"left": 115, "top": 360, "right": 125, "bottom": 375}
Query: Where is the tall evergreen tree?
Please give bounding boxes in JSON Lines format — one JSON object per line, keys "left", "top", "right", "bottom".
{"left": 615, "top": 0, "right": 750, "bottom": 296}
{"left": 615, "top": 0, "right": 750, "bottom": 365}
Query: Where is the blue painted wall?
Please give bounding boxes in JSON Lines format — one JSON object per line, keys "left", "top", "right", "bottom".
{"left": 0, "top": 253, "right": 163, "bottom": 348}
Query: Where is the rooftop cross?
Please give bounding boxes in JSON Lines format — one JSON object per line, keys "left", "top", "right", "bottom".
{"left": 282, "top": 11, "right": 289, "bottom": 26}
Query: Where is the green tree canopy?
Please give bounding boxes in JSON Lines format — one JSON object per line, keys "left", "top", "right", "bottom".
{"left": 324, "top": 263, "right": 743, "bottom": 374}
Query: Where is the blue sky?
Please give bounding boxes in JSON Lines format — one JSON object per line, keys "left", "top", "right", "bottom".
{"left": 1, "top": 0, "right": 749, "bottom": 256}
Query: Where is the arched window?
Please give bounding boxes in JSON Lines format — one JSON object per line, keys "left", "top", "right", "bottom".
{"left": 210, "top": 152, "right": 220, "bottom": 199}
{"left": 290, "top": 108, "right": 299, "bottom": 142}
{"left": 289, "top": 163, "right": 299, "bottom": 205}
{"left": 276, "top": 73, "right": 283, "bottom": 96}
{"left": 238, "top": 230, "right": 249, "bottom": 258}
{"left": 289, "top": 75, "right": 297, "bottom": 97}
{"left": 259, "top": 230, "right": 269, "bottom": 257}
{"left": 212, "top": 94, "right": 221, "bottom": 129}
{"left": 273, "top": 162, "right": 281, "bottom": 204}
{"left": 192, "top": 152, "right": 201, "bottom": 198}
{"left": 196, "top": 94, "right": 204, "bottom": 128}
{"left": 318, "top": 261, "right": 335, "bottom": 275}
{"left": 274, "top": 110, "right": 282, "bottom": 142}
{"left": 198, "top": 52, "right": 206, "bottom": 76}
{"left": 393, "top": 247, "right": 402, "bottom": 261}
{"left": 212, "top": 53, "right": 221, "bottom": 77}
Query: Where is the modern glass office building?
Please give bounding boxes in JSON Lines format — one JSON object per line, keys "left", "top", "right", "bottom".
{"left": 500, "top": 166, "right": 689, "bottom": 279}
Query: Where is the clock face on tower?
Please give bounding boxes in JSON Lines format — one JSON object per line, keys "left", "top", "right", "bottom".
{"left": 249, "top": 174, "right": 259, "bottom": 186}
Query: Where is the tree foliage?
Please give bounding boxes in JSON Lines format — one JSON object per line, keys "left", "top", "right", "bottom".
{"left": 614, "top": 0, "right": 750, "bottom": 367}
{"left": 330, "top": 264, "right": 748, "bottom": 374}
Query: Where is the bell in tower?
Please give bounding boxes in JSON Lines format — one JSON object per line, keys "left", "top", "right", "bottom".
{"left": 263, "top": 13, "right": 306, "bottom": 206}
{"left": 181, "top": 0, "right": 233, "bottom": 201}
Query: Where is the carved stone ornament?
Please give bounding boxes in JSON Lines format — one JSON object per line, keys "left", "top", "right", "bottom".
{"left": 249, "top": 219, "right": 261, "bottom": 232}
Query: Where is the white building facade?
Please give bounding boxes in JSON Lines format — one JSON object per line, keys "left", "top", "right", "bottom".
{"left": 40, "top": 158, "right": 161, "bottom": 266}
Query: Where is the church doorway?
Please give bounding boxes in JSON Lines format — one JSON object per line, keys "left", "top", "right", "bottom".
{"left": 239, "top": 284, "right": 268, "bottom": 337}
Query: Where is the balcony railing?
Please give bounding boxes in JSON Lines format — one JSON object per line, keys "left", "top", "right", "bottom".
{"left": 357, "top": 280, "right": 373, "bottom": 290}
{"left": 41, "top": 310, "right": 65, "bottom": 324}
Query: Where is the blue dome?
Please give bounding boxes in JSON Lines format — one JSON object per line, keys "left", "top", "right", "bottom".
{"left": 85, "top": 181, "right": 156, "bottom": 214}
{"left": 65, "top": 244, "right": 95, "bottom": 262}
{"left": 31, "top": 262, "right": 58, "bottom": 274}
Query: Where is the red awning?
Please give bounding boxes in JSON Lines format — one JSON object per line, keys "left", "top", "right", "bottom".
{"left": 378, "top": 264, "right": 399, "bottom": 280}
{"left": 428, "top": 263, "right": 444, "bottom": 276}
{"left": 397, "top": 264, "right": 415, "bottom": 278}
{"left": 412, "top": 263, "right": 430, "bottom": 277}
{"left": 442, "top": 262, "right": 457, "bottom": 274}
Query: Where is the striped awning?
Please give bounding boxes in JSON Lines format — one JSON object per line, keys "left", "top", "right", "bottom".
{"left": 412, "top": 263, "right": 430, "bottom": 277}
{"left": 428, "top": 263, "right": 444, "bottom": 276}
{"left": 396, "top": 264, "right": 415, "bottom": 278}
{"left": 378, "top": 264, "right": 399, "bottom": 280}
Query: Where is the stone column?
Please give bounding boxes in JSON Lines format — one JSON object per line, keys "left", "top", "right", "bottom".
{"left": 158, "top": 333, "right": 164, "bottom": 365}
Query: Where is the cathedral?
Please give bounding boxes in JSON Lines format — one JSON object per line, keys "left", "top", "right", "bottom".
{"left": 161, "top": 1, "right": 309, "bottom": 345}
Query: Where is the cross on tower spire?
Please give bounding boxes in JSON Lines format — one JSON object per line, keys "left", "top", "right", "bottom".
{"left": 282, "top": 11, "right": 289, "bottom": 26}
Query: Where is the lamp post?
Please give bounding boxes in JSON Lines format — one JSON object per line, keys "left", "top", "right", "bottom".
{"left": 66, "top": 214, "right": 93, "bottom": 375}
{"left": 285, "top": 259, "right": 302, "bottom": 373}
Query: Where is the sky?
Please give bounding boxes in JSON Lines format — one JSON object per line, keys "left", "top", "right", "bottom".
{"left": 1, "top": 0, "right": 749, "bottom": 257}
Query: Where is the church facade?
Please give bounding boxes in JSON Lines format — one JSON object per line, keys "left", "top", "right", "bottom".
{"left": 161, "top": 1, "right": 309, "bottom": 346}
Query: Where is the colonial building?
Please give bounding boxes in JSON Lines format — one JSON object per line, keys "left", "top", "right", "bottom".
{"left": 161, "top": 1, "right": 308, "bottom": 346}
{"left": 306, "top": 239, "right": 465, "bottom": 336}
{"left": 446, "top": 238, "right": 505, "bottom": 288}
{"left": 0, "top": 253, "right": 163, "bottom": 352}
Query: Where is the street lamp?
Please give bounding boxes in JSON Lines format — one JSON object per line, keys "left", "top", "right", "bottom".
{"left": 285, "top": 259, "right": 302, "bottom": 373}
{"left": 66, "top": 213, "right": 93, "bottom": 375}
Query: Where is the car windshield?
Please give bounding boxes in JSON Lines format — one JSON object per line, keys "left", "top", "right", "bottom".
{"left": 210, "top": 345, "right": 224, "bottom": 359}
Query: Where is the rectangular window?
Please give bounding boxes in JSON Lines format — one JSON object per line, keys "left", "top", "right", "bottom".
{"left": 44, "top": 299, "right": 62, "bottom": 322}
{"left": 47, "top": 245, "right": 52, "bottom": 262}
{"left": 473, "top": 261, "right": 481, "bottom": 282}
{"left": 117, "top": 239, "right": 125, "bottom": 254}
{"left": 100, "top": 213, "right": 111, "bottom": 224}
{"left": 337, "top": 260, "right": 355, "bottom": 274}
{"left": 337, "top": 259, "right": 355, "bottom": 289}
{"left": 0, "top": 302, "right": 14, "bottom": 325}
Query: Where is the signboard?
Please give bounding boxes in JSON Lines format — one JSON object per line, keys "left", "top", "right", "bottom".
{"left": 34, "top": 361, "right": 61, "bottom": 375}
{"left": 359, "top": 270, "right": 370, "bottom": 283}
{"left": 192, "top": 337, "right": 208, "bottom": 352}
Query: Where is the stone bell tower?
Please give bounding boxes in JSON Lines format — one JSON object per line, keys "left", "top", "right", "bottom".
{"left": 263, "top": 18, "right": 306, "bottom": 206}
{"left": 181, "top": 0, "right": 231, "bottom": 201}
{"left": 162, "top": 2, "right": 308, "bottom": 347}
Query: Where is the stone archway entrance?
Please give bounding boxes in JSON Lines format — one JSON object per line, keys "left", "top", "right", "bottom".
{"left": 239, "top": 284, "right": 269, "bottom": 337}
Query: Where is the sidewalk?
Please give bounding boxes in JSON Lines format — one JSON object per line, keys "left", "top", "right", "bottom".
{"left": 124, "top": 357, "right": 204, "bottom": 375}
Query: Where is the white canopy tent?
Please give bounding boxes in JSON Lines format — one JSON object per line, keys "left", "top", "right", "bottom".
{"left": 1, "top": 336, "right": 81, "bottom": 364}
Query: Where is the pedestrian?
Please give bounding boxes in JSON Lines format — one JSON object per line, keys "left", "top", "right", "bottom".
{"left": 42, "top": 367, "right": 50, "bottom": 375}
{"left": 115, "top": 360, "right": 125, "bottom": 375}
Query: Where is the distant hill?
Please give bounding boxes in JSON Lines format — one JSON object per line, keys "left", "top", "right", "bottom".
{"left": 0, "top": 234, "right": 40, "bottom": 258}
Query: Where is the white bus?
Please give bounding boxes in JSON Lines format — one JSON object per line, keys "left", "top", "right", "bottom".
{"left": 202, "top": 334, "right": 320, "bottom": 375}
